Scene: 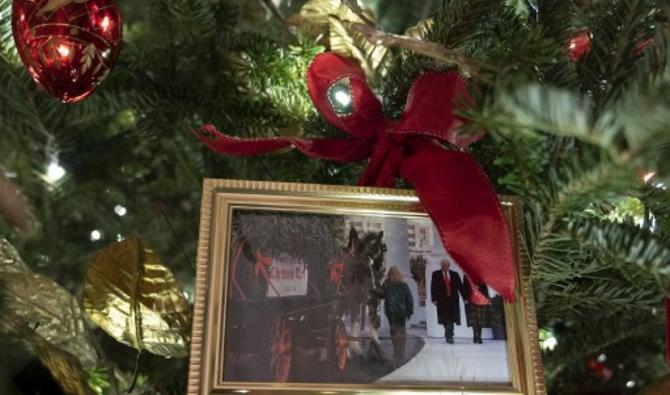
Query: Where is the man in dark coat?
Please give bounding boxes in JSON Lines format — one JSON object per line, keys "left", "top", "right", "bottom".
{"left": 431, "top": 258, "right": 465, "bottom": 344}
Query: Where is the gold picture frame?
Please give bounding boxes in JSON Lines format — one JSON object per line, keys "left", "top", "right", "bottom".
{"left": 188, "top": 179, "right": 545, "bottom": 395}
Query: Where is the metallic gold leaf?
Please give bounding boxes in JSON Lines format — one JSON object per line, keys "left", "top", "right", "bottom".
{"left": 0, "top": 238, "right": 30, "bottom": 272}
{"left": 84, "top": 237, "right": 191, "bottom": 358}
{"left": 0, "top": 312, "right": 94, "bottom": 395}
{"left": 287, "top": 0, "right": 375, "bottom": 40}
{"left": 328, "top": 14, "right": 389, "bottom": 77}
{"left": 405, "top": 18, "right": 434, "bottom": 40}
{"left": 0, "top": 271, "right": 97, "bottom": 368}
{"left": 0, "top": 239, "right": 97, "bottom": 370}
{"left": 289, "top": 0, "right": 432, "bottom": 78}
{"left": 330, "top": 16, "right": 434, "bottom": 77}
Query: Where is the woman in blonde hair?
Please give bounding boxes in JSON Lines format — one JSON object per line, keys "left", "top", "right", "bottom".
{"left": 380, "top": 266, "right": 414, "bottom": 365}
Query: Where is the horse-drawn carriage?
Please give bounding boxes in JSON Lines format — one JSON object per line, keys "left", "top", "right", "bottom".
{"left": 225, "top": 210, "right": 387, "bottom": 382}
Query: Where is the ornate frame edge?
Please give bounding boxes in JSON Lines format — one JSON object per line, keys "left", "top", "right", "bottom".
{"left": 187, "top": 178, "right": 216, "bottom": 395}
{"left": 511, "top": 197, "right": 547, "bottom": 395}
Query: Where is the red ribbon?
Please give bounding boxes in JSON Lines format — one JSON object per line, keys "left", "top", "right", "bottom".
{"left": 198, "top": 52, "right": 516, "bottom": 301}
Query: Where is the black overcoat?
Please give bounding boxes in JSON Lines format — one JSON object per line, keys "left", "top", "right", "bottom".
{"left": 431, "top": 269, "right": 465, "bottom": 325}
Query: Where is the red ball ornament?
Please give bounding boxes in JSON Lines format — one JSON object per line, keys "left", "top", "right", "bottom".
{"left": 587, "top": 358, "right": 614, "bottom": 382}
{"left": 11, "top": 0, "right": 122, "bottom": 103}
{"left": 568, "top": 31, "right": 591, "bottom": 61}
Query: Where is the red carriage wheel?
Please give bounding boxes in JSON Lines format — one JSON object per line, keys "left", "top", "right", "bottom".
{"left": 331, "top": 319, "right": 349, "bottom": 371}
{"left": 268, "top": 316, "right": 292, "bottom": 382}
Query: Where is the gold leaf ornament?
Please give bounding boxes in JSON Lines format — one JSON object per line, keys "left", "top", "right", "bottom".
{"left": 0, "top": 238, "right": 30, "bottom": 272}
{"left": 288, "top": 0, "right": 375, "bottom": 39}
{"left": 1, "top": 313, "right": 94, "bottom": 395}
{"left": 288, "top": 0, "right": 385, "bottom": 76}
{"left": 0, "top": 239, "right": 97, "bottom": 368}
{"left": 328, "top": 14, "right": 388, "bottom": 77}
{"left": 84, "top": 237, "right": 191, "bottom": 358}
{"left": 0, "top": 272, "right": 98, "bottom": 368}
{"left": 289, "top": 0, "right": 432, "bottom": 77}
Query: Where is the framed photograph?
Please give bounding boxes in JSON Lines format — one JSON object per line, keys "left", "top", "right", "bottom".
{"left": 188, "top": 179, "right": 545, "bottom": 395}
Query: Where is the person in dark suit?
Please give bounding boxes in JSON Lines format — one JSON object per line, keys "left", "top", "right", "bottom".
{"left": 431, "top": 258, "right": 465, "bottom": 344}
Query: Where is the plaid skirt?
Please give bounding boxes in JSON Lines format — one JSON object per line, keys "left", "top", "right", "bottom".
{"left": 465, "top": 303, "right": 501, "bottom": 328}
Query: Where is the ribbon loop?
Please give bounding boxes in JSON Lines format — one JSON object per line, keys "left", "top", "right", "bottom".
{"left": 307, "top": 53, "right": 384, "bottom": 138}
{"left": 393, "top": 71, "right": 484, "bottom": 149}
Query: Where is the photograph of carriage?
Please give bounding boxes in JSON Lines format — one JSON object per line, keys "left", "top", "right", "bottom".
{"left": 221, "top": 208, "right": 511, "bottom": 385}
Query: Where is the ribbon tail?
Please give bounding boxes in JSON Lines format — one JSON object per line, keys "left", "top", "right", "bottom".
{"left": 400, "top": 145, "right": 517, "bottom": 301}
{"left": 198, "top": 124, "right": 375, "bottom": 162}
{"left": 198, "top": 124, "right": 294, "bottom": 156}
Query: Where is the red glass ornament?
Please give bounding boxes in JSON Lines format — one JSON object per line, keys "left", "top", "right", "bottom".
{"left": 587, "top": 358, "right": 614, "bottom": 382}
{"left": 568, "top": 31, "right": 591, "bottom": 61}
{"left": 11, "top": 0, "right": 122, "bottom": 103}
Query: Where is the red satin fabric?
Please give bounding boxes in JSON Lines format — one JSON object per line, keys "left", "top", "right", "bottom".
{"left": 197, "top": 52, "right": 517, "bottom": 301}
{"left": 400, "top": 139, "right": 516, "bottom": 297}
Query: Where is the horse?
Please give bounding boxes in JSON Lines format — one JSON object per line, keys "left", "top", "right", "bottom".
{"left": 336, "top": 227, "right": 387, "bottom": 360}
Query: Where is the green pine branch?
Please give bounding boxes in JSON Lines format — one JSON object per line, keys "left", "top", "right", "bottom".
{"left": 567, "top": 215, "right": 670, "bottom": 283}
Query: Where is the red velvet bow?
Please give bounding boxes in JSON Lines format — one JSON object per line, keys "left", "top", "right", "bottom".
{"left": 198, "top": 52, "right": 516, "bottom": 301}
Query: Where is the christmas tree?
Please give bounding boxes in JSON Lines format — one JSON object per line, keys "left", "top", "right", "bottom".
{"left": 1, "top": 0, "right": 669, "bottom": 394}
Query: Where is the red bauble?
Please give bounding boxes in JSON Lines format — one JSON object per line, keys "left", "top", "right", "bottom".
{"left": 568, "top": 31, "right": 591, "bottom": 61}
{"left": 587, "top": 358, "right": 614, "bottom": 382}
{"left": 11, "top": 0, "right": 122, "bottom": 103}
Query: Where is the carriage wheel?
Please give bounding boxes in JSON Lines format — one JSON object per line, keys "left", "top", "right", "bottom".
{"left": 268, "top": 317, "right": 292, "bottom": 382}
{"left": 331, "top": 319, "right": 349, "bottom": 371}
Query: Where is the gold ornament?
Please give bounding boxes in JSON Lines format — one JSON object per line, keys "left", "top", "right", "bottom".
{"left": 0, "top": 239, "right": 97, "bottom": 368}
{"left": 288, "top": 0, "right": 386, "bottom": 76}
{"left": 288, "top": 0, "right": 375, "bottom": 39}
{"left": 289, "top": 0, "right": 433, "bottom": 78}
{"left": 84, "top": 237, "right": 191, "bottom": 358}
{"left": 0, "top": 272, "right": 98, "bottom": 367}
{"left": 328, "top": 14, "right": 388, "bottom": 77}
{"left": 404, "top": 18, "right": 434, "bottom": 40}
{"left": 1, "top": 312, "right": 93, "bottom": 395}
{"left": 0, "top": 238, "right": 30, "bottom": 272}
{"left": 637, "top": 374, "right": 670, "bottom": 395}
